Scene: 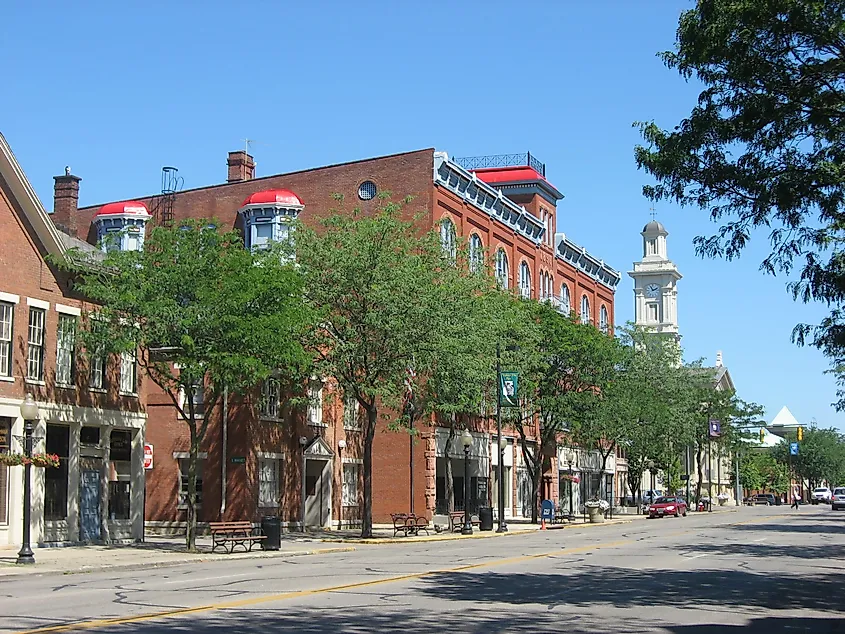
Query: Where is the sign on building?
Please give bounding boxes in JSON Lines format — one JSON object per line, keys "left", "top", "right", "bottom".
{"left": 143, "top": 443, "right": 154, "bottom": 470}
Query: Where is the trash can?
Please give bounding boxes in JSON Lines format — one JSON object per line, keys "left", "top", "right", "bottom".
{"left": 478, "top": 506, "right": 494, "bottom": 531}
{"left": 261, "top": 516, "right": 281, "bottom": 551}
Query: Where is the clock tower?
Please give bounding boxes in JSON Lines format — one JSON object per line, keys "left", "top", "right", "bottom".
{"left": 628, "top": 220, "right": 682, "bottom": 336}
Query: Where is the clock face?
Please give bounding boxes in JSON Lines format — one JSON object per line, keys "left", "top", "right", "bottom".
{"left": 645, "top": 284, "right": 661, "bottom": 298}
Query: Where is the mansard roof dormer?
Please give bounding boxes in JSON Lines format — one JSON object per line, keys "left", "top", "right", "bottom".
{"left": 93, "top": 201, "right": 151, "bottom": 252}
{"left": 239, "top": 188, "right": 304, "bottom": 251}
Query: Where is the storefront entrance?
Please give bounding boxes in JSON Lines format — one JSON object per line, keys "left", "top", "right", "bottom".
{"left": 79, "top": 469, "right": 100, "bottom": 542}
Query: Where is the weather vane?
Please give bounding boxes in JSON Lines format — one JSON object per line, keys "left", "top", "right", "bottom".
{"left": 649, "top": 205, "right": 657, "bottom": 221}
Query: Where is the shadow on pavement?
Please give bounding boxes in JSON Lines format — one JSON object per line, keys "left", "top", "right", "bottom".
{"left": 660, "top": 541, "right": 845, "bottom": 560}
{"left": 416, "top": 566, "right": 841, "bottom": 612}
{"left": 71, "top": 607, "right": 844, "bottom": 634}
{"left": 666, "top": 615, "right": 845, "bottom": 634}
{"left": 733, "top": 514, "right": 845, "bottom": 536}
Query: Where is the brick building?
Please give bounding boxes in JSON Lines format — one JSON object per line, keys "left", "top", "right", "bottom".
{"left": 0, "top": 133, "right": 146, "bottom": 547}
{"left": 51, "top": 147, "right": 620, "bottom": 530}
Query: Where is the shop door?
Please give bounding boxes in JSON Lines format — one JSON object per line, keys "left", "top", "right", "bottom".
{"left": 80, "top": 470, "right": 101, "bottom": 542}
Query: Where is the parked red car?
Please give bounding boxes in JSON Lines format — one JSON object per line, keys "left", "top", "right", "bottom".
{"left": 647, "top": 496, "right": 687, "bottom": 519}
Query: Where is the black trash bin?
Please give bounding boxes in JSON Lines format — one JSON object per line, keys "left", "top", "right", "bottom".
{"left": 261, "top": 516, "right": 281, "bottom": 551}
{"left": 478, "top": 506, "right": 494, "bottom": 531}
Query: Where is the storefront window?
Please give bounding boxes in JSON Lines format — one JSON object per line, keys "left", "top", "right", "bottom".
{"left": 0, "top": 418, "right": 10, "bottom": 524}
{"left": 108, "top": 430, "right": 132, "bottom": 520}
{"left": 45, "top": 425, "right": 70, "bottom": 520}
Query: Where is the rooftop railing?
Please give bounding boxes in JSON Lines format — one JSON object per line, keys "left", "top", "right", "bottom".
{"left": 453, "top": 152, "right": 546, "bottom": 177}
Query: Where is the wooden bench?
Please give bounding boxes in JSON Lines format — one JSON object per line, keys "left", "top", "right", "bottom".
{"left": 449, "top": 511, "right": 480, "bottom": 532}
{"left": 209, "top": 521, "right": 266, "bottom": 554}
{"left": 391, "top": 513, "right": 430, "bottom": 537}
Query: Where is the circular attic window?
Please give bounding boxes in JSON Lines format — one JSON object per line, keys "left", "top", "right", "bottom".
{"left": 358, "top": 180, "right": 377, "bottom": 201}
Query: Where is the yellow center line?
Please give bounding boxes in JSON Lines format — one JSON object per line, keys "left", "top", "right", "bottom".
{"left": 15, "top": 512, "right": 795, "bottom": 634}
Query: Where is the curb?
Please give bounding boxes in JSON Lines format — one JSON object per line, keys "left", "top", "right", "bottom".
{"left": 0, "top": 545, "right": 356, "bottom": 579}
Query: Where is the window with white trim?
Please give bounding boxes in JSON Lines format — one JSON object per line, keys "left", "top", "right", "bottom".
{"left": 178, "top": 458, "right": 203, "bottom": 506}
{"left": 258, "top": 458, "right": 281, "bottom": 508}
{"left": 0, "top": 302, "right": 13, "bottom": 378}
{"left": 307, "top": 379, "right": 324, "bottom": 426}
{"left": 560, "top": 284, "right": 571, "bottom": 315}
{"left": 26, "top": 307, "right": 45, "bottom": 381}
{"left": 179, "top": 379, "right": 205, "bottom": 418}
{"left": 342, "top": 462, "right": 359, "bottom": 506}
{"left": 440, "top": 218, "right": 457, "bottom": 263}
{"left": 89, "top": 348, "right": 105, "bottom": 390}
{"left": 120, "top": 350, "right": 137, "bottom": 395}
{"left": 519, "top": 262, "right": 531, "bottom": 299}
{"left": 599, "top": 305, "right": 609, "bottom": 333}
{"left": 343, "top": 394, "right": 360, "bottom": 430}
{"left": 495, "top": 249, "right": 509, "bottom": 289}
{"left": 260, "top": 376, "right": 280, "bottom": 419}
{"left": 580, "top": 295, "right": 591, "bottom": 325}
{"left": 56, "top": 315, "right": 76, "bottom": 386}
{"left": 469, "top": 234, "right": 483, "bottom": 273}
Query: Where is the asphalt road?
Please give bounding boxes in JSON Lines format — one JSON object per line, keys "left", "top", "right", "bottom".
{"left": 1, "top": 505, "right": 843, "bottom": 633}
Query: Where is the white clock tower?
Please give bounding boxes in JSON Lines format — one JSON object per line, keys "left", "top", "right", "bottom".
{"left": 628, "top": 220, "right": 682, "bottom": 336}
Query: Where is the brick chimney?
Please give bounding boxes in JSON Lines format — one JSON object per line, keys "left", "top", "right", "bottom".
{"left": 227, "top": 151, "right": 255, "bottom": 183}
{"left": 53, "top": 167, "right": 82, "bottom": 237}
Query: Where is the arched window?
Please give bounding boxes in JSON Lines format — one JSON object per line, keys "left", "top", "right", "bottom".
{"left": 560, "top": 284, "right": 571, "bottom": 315}
{"left": 469, "top": 234, "right": 483, "bottom": 273}
{"left": 495, "top": 249, "right": 509, "bottom": 289}
{"left": 440, "top": 218, "right": 457, "bottom": 263}
{"left": 519, "top": 261, "right": 531, "bottom": 299}
{"left": 599, "top": 305, "right": 609, "bottom": 333}
{"left": 580, "top": 295, "right": 591, "bottom": 324}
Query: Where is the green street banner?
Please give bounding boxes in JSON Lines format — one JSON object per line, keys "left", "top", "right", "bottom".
{"left": 500, "top": 372, "right": 519, "bottom": 407}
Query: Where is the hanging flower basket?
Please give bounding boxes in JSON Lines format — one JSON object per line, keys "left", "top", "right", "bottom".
{"left": 560, "top": 473, "right": 580, "bottom": 484}
{"left": 0, "top": 453, "right": 60, "bottom": 468}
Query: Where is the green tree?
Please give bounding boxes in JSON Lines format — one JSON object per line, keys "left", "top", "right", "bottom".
{"left": 771, "top": 426, "right": 845, "bottom": 487}
{"left": 59, "top": 221, "right": 308, "bottom": 550}
{"left": 634, "top": 0, "right": 845, "bottom": 406}
{"left": 295, "top": 198, "right": 455, "bottom": 537}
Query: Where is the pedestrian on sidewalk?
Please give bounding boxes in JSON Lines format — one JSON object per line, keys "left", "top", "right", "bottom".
{"left": 791, "top": 486, "right": 800, "bottom": 509}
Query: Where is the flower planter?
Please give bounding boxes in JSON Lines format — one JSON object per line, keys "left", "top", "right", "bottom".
{"left": 718, "top": 497, "right": 728, "bottom": 506}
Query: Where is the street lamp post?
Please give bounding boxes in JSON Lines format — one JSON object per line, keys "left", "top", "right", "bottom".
{"left": 567, "top": 459, "right": 574, "bottom": 521}
{"left": 496, "top": 435, "right": 508, "bottom": 533}
{"left": 460, "top": 429, "right": 473, "bottom": 535}
{"left": 17, "top": 394, "right": 39, "bottom": 565}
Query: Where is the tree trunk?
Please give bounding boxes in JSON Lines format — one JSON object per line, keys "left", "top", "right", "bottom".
{"left": 695, "top": 441, "right": 704, "bottom": 504}
{"left": 444, "top": 416, "right": 456, "bottom": 513}
{"left": 186, "top": 422, "right": 198, "bottom": 552}
{"left": 629, "top": 472, "right": 641, "bottom": 505}
{"left": 361, "top": 405, "right": 378, "bottom": 538}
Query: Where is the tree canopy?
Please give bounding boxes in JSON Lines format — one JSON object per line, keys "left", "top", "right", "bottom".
{"left": 59, "top": 220, "right": 309, "bottom": 550}
{"left": 634, "top": 0, "right": 845, "bottom": 407}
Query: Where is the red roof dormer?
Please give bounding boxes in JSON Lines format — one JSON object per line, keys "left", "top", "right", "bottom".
{"left": 95, "top": 201, "right": 150, "bottom": 218}
{"left": 242, "top": 189, "right": 303, "bottom": 207}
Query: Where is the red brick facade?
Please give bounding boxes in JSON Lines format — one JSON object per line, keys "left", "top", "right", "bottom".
{"left": 64, "top": 148, "right": 619, "bottom": 529}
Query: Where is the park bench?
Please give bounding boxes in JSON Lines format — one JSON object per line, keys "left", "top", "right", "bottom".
{"left": 209, "top": 521, "right": 266, "bottom": 554}
{"left": 391, "top": 513, "right": 430, "bottom": 537}
{"left": 449, "top": 511, "right": 480, "bottom": 532}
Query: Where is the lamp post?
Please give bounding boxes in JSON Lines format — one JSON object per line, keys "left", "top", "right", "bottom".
{"left": 461, "top": 429, "right": 473, "bottom": 535}
{"left": 567, "top": 458, "right": 574, "bottom": 521}
{"left": 496, "top": 435, "right": 508, "bottom": 533}
{"left": 647, "top": 460, "right": 655, "bottom": 505}
{"left": 17, "top": 394, "right": 39, "bottom": 565}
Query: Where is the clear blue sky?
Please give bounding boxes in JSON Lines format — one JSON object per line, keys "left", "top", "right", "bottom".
{"left": 3, "top": 1, "right": 841, "bottom": 429}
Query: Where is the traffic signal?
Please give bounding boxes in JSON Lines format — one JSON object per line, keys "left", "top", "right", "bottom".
{"left": 759, "top": 428, "right": 765, "bottom": 444}
{"left": 797, "top": 426, "right": 804, "bottom": 442}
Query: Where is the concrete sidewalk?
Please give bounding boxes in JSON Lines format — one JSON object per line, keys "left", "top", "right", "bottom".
{"left": 0, "top": 535, "right": 355, "bottom": 579}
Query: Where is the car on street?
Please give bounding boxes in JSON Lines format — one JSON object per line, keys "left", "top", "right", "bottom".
{"left": 831, "top": 487, "right": 845, "bottom": 511}
{"left": 647, "top": 496, "right": 687, "bottom": 518}
{"left": 752, "top": 493, "right": 777, "bottom": 506}
{"left": 811, "top": 487, "right": 832, "bottom": 504}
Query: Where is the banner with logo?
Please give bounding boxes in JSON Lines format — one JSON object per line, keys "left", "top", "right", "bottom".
{"left": 499, "top": 372, "right": 519, "bottom": 407}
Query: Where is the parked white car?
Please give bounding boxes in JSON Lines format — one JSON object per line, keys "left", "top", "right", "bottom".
{"left": 811, "top": 487, "right": 832, "bottom": 504}
{"left": 831, "top": 487, "right": 845, "bottom": 511}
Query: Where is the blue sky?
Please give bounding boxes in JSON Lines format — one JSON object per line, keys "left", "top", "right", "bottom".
{"left": 3, "top": 1, "right": 841, "bottom": 429}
